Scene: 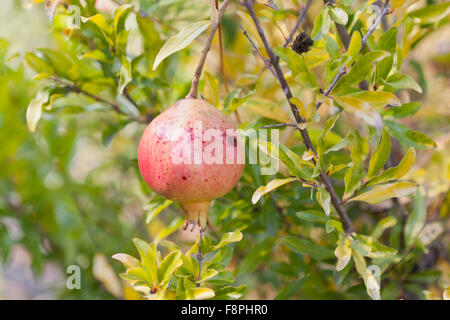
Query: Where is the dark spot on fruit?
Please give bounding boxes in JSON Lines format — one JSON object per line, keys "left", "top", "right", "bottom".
{"left": 182, "top": 176, "right": 187, "bottom": 180}
{"left": 226, "top": 135, "right": 238, "bottom": 147}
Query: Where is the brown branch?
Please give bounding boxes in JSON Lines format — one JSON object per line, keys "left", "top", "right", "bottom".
{"left": 283, "top": 0, "right": 314, "bottom": 47}
{"left": 242, "top": 0, "right": 354, "bottom": 234}
{"left": 187, "top": 0, "right": 232, "bottom": 99}
{"left": 315, "top": 0, "right": 391, "bottom": 110}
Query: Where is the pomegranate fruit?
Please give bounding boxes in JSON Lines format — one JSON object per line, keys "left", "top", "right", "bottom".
{"left": 137, "top": 98, "right": 244, "bottom": 231}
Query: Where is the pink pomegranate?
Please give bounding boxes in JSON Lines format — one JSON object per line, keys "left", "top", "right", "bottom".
{"left": 137, "top": 98, "right": 244, "bottom": 231}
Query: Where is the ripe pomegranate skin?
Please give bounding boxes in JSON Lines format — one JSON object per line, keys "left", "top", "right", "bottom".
{"left": 137, "top": 98, "right": 244, "bottom": 230}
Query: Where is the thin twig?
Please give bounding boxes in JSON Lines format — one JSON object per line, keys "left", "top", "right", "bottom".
{"left": 51, "top": 76, "right": 148, "bottom": 123}
{"left": 283, "top": 0, "right": 314, "bottom": 47}
{"left": 239, "top": 24, "right": 278, "bottom": 79}
{"left": 187, "top": 0, "right": 232, "bottom": 99}
{"left": 196, "top": 228, "right": 203, "bottom": 287}
{"left": 259, "top": 122, "right": 298, "bottom": 129}
{"left": 315, "top": 0, "right": 391, "bottom": 110}
{"left": 242, "top": 0, "right": 354, "bottom": 234}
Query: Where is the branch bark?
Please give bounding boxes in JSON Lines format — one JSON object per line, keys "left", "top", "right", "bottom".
{"left": 283, "top": 0, "right": 314, "bottom": 47}
{"left": 242, "top": 0, "right": 354, "bottom": 234}
{"left": 315, "top": 0, "right": 391, "bottom": 110}
{"left": 187, "top": 0, "right": 232, "bottom": 99}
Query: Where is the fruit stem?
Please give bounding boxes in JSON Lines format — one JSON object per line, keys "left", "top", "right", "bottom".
{"left": 180, "top": 201, "right": 211, "bottom": 232}
{"left": 186, "top": 0, "right": 232, "bottom": 99}
{"left": 196, "top": 228, "right": 203, "bottom": 287}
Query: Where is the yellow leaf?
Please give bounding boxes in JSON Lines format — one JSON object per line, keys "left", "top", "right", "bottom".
{"left": 352, "top": 91, "right": 402, "bottom": 110}
{"left": 251, "top": 178, "right": 297, "bottom": 204}
{"left": 334, "top": 96, "right": 383, "bottom": 130}
{"left": 347, "top": 31, "right": 361, "bottom": 65}
{"left": 350, "top": 181, "right": 417, "bottom": 204}
{"left": 243, "top": 98, "right": 292, "bottom": 123}
{"left": 335, "top": 235, "right": 352, "bottom": 271}
{"left": 26, "top": 90, "right": 49, "bottom": 133}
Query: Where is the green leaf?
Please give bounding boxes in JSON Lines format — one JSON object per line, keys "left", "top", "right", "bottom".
{"left": 378, "top": 27, "right": 398, "bottom": 54}
{"left": 118, "top": 56, "right": 132, "bottom": 94}
{"left": 335, "top": 234, "right": 352, "bottom": 271}
{"left": 258, "top": 141, "right": 313, "bottom": 180}
{"left": 153, "top": 20, "right": 210, "bottom": 70}
{"left": 344, "top": 131, "right": 367, "bottom": 199}
{"left": 311, "top": 8, "right": 331, "bottom": 40}
{"left": 211, "top": 231, "right": 243, "bottom": 251}
{"left": 145, "top": 198, "right": 173, "bottom": 224}
{"left": 154, "top": 216, "right": 184, "bottom": 243}
{"left": 408, "top": 2, "right": 450, "bottom": 23}
{"left": 26, "top": 89, "right": 49, "bottom": 133}
{"left": 114, "top": 4, "right": 133, "bottom": 34}
{"left": 326, "top": 220, "right": 344, "bottom": 234}
{"left": 383, "top": 73, "right": 423, "bottom": 93}
{"left": 243, "top": 97, "right": 292, "bottom": 123}
{"left": 25, "top": 52, "right": 53, "bottom": 74}
{"left": 385, "top": 120, "right": 436, "bottom": 149}
{"left": 274, "top": 278, "right": 306, "bottom": 300}
{"left": 124, "top": 267, "right": 149, "bottom": 283}
{"left": 133, "top": 238, "right": 158, "bottom": 285}
{"left": 273, "top": 47, "right": 318, "bottom": 88}
{"left": 80, "top": 50, "right": 110, "bottom": 63}
{"left": 404, "top": 188, "right": 426, "bottom": 247}
{"left": 383, "top": 102, "right": 421, "bottom": 119}
{"left": 316, "top": 186, "right": 331, "bottom": 216}
{"left": 376, "top": 29, "right": 398, "bottom": 81}
{"left": 334, "top": 96, "right": 383, "bottom": 130}
{"left": 185, "top": 287, "right": 215, "bottom": 300}
{"left": 213, "top": 285, "right": 246, "bottom": 300}
{"left": 296, "top": 210, "right": 328, "bottom": 223}
{"left": 346, "top": 31, "right": 361, "bottom": 64}
{"left": 318, "top": 114, "right": 339, "bottom": 157}
{"left": 208, "top": 247, "right": 233, "bottom": 270}
{"left": 37, "top": 48, "right": 74, "bottom": 78}
{"left": 237, "top": 238, "right": 274, "bottom": 276}
{"left": 325, "top": 134, "right": 350, "bottom": 154}
{"left": 352, "top": 234, "right": 397, "bottom": 258}
{"left": 112, "top": 253, "right": 141, "bottom": 269}
{"left": 368, "top": 127, "right": 391, "bottom": 178}
{"left": 282, "top": 236, "right": 335, "bottom": 260}
{"left": 350, "top": 181, "right": 417, "bottom": 204}
{"left": 251, "top": 178, "right": 297, "bottom": 204}
{"left": 157, "top": 250, "right": 183, "bottom": 287}
{"left": 335, "top": 51, "right": 390, "bottom": 91}
{"left": 352, "top": 250, "right": 381, "bottom": 300}
{"left": 223, "top": 90, "right": 253, "bottom": 114}
{"left": 279, "top": 144, "right": 314, "bottom": 180}
{"left": 206, "top": 270, "right": 234, "bottom": 285}
{"left": 196, "top": 269, "right": 218, "bottom": 283}
{"left": 82, "top": 13, "right": 112, "bottom": 34}
{"left": 371, "top": 216, "right": 397, "bottom": 239}
{"left": 367, "top": 147, "right": 415, "bottom": 186}
{"left": 351, "top": 91, "right": 401, "bottom": 111}
{"left": 325, "top": 35, "right": 340, "bottom": 59}
{"left": 329, "top": 7, "right": 348, "bottom": 25}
